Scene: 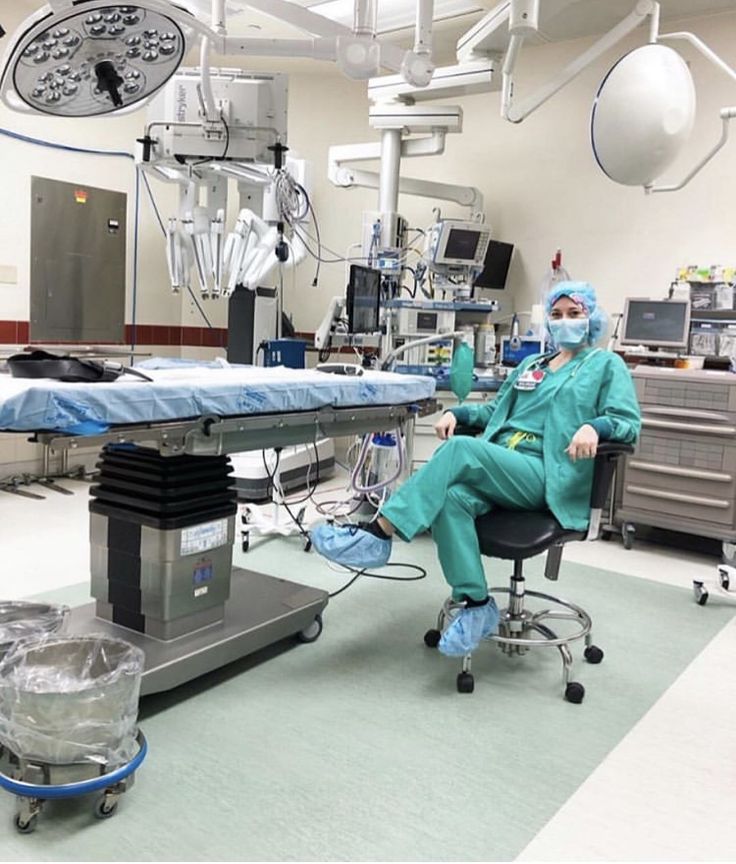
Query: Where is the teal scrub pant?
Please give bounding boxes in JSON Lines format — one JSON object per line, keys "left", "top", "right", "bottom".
{"left": 379, "top": 436, "right": 545, "bottom": 601}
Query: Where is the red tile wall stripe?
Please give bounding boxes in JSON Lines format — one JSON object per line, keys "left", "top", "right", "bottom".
{"left": 0, "top": 321, "right": 227, "bottom": 347}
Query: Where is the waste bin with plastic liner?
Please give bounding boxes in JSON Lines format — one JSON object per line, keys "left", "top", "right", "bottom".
{"left": 0, "top": 634, "right": 148, "bottom": 833}
{"left": 0, "top": 601, "right": 69, "bottom": 777}
{"left": 0, "top": 601, "right": 69, "bottom": 661}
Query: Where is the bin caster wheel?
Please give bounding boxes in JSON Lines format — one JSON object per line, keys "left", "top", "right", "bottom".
{"left": 718, "top": 568, "right": 731, "bottom": 591}
{"left": 600, "top": 530, "right": 612, "bottom": 542}
{"left": 424, "top": 629, "right": 441, "bottom": 648}
{"left": 693, "top": 581, "right": 709, "bottom": 606}
{"left": 565, "top": 682, "right": 585, "bottom": 703}
{"left": 304, "top": 539, "right": 312, "bottom": 553}
{"left": 297, "top": 614, "right": 323, "bottom": 643}
{"left": 584, "top": 645, "right": 604, "bottom": 664}
{"left": 14, "top": 814, "right": 37, "bottom": 834}
{"left": 457, "top": 672, "right": 474, "bottom": 693}
{"left": 94, "top": 795, "right": 118, "bottom": 820}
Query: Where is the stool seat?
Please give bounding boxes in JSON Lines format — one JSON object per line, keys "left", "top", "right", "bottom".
{"left": 476, "top": 509, "right": 585, "bottom": 560}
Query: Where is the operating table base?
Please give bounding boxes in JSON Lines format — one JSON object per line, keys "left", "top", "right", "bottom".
{"left": 67, "top": 568, "right": 328, "bottom": 696}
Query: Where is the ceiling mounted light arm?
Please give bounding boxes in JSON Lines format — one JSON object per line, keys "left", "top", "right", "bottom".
{"left": 219, "top": 1, "right": 434, "bottom": 84}
{"left": 220, "top": 35, "right": 338, "bottom": 61}
{"left": 658, "top": 30, "right": 736, "bottom": 87}
{"left": 414, "top": 0, "right": 433, "bottom": 57}
{"left": 502, "top": 0, "right": 658, "bottom": 123}
{"left": 646, "top": 107, "right": 736, "bottom": 194}
{"left": 211, "top": 0, "right": 226, "bottom": 35}
{"left": 353, "top": 0, "right": 377, "bottom": 37}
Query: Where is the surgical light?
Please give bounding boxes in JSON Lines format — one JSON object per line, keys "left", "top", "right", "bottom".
{"left": 591, "top": 44, "right": 696, "bottom": 187}
{"left": 1, "top": 2, "right": 188, "bottom": 116}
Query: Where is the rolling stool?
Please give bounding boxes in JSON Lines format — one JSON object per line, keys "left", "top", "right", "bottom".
{"left": 425, "top": 437, "right": 633, "bottom": 702}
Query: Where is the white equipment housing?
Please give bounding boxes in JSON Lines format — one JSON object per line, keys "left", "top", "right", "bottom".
{"left": 150, "top": 67, "right": 288, "bottom": 162}
{"left": 395, "top": 305, "right": 455, "bottom": 337}
{"left": 230, "top": 440, "right": 336, "bottom": 501}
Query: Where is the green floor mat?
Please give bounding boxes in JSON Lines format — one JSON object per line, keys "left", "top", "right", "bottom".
{"left": 4, "top": 535, "right": 732, "bottom": 861}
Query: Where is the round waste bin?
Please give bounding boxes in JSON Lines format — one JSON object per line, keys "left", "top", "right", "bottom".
{"left": 0, "top": 635, "right": 144, "bottom": 767}
{"left": 0, "top": 602, "right": 69, "bottom": 662}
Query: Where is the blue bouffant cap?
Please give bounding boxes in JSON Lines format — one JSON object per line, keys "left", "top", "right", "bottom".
{"left": 545, "top": 280, "right": 607, "bottom": 346}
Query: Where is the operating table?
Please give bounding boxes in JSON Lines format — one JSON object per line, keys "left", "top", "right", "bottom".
{"left": 0, "top": 363, "right": 437, "bottom": 695}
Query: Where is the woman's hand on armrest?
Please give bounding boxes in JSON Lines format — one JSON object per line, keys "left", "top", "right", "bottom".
{"left": 566, "top": 423, "right": 599, "bottom": 461}
{"left": 434, "top": 411, "right": 457, "bottom": 441}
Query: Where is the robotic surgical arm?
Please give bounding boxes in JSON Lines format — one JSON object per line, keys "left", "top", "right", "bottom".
{"left": 167, "top": 205, "right": 306, "bottom": 299}
{"left": 222, "top": 208, "right": 306, "bottom": 295}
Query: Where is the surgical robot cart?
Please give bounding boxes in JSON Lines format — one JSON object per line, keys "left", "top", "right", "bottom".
{"left": 32, "top": 400, "right": 433, "bottom": 696}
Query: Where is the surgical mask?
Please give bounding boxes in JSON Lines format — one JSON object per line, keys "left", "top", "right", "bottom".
{"left": 548, "top": 317, "right": 589, "bottom": 349}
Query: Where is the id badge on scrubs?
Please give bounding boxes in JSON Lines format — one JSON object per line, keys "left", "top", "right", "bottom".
{"left": 514, "top": 368, "right": 545, "bottom": 391}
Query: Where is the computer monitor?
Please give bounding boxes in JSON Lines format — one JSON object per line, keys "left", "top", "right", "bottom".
{"left": 620, "top": 298, "right": 691, "bottom": 349}
{"left": 432, "top": 220, "right": 491, "bottom": 267}
{"left": 473, "top": 240, "right": 514, "bottom": 291}
{"left": 346, "top": 265, "right": 381, "bottom": 334}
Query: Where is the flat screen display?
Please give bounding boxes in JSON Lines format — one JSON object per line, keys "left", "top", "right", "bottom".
{"left": 474, "top": 240, "right": 514, "bottom": 291}
{"left": 621, "top": 299, "right": 690, "bottom": 348}
{"left": 347, "top": 265, "right": 381, "bottom": 334}
{"left": 444, "top": 229, "right": 482, "bottom": 261}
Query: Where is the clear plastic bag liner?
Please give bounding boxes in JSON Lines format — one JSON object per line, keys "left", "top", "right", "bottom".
{"left": 0, "top": 634, "right": 144, "bottom": 768}
{"left": 0, "top": 602, "right": 69, "bottom": 660}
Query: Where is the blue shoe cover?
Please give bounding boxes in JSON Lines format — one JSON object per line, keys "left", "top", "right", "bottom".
{"left": 438, "top": 599, "right": 500, "bottom": 657}
{"left": 310, "top": 523, "right": 392, "bottom": 570}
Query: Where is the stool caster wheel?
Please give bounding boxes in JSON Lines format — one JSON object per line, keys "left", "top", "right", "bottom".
{"left": 718, "top": 567, "right": 731, "bottom": 591}
{"left": 693, "top": 581, "right": 709, "bottom": 606}
{"left": 241, "top": 535, "right": 250, "bottom": 553}
{"left": 565, "top": 682, "right": 585, "bottom": 703}
{"left": 297, "top": 614, "right": 323, "bottom": 643}
{"left": 14, "top": 814, "right": 38, "bottom": 834}
{"left": 457, "top": 672, "right": 474, "bottom": 694}
{"left": 424, "top": 629, "right": 441, "bottom": 648}
{"left": 600, "top": 530, "right": 612, "bottom": 542}
{"left": 304, "top": 538, "right": 312, "bottom": 553}
{"left": 584, "top": 645, "right": 604, "bottom": 664}
{"left": 622, "top": 523, "right": 635, "bottom": 550}
{"left": 94, "top": 794, "right": 118, "bottom": 820}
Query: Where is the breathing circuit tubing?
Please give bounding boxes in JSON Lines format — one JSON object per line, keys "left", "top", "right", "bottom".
{"left": 350, "top": 430, "right": 406, "bottom": 495}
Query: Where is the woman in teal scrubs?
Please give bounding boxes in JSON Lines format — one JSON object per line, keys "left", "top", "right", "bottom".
{"left": 312, "top": 282, "right": 641, "bottom": 656}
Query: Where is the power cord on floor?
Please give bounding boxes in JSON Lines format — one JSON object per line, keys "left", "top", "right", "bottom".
{"left": 327, "top": 562, "right": 427, "bottom": 598}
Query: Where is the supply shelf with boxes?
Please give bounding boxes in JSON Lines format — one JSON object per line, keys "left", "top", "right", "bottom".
{"left": 678, "top": 265, "right": 736, "bottom": 363}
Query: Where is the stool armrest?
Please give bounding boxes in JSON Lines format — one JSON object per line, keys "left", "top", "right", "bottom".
{"left": 586, "top": 442, "right": 635, "bottom": 540}
{"left": 454, "top": 424, "right": 481, "bottom": 438}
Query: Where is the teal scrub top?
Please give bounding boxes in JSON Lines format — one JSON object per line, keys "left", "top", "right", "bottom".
{"left": 494, "top": 354, "right": 585, "bottom": 454}
{"left": 450, "top": 348, "right": 641, "bottom": 531}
